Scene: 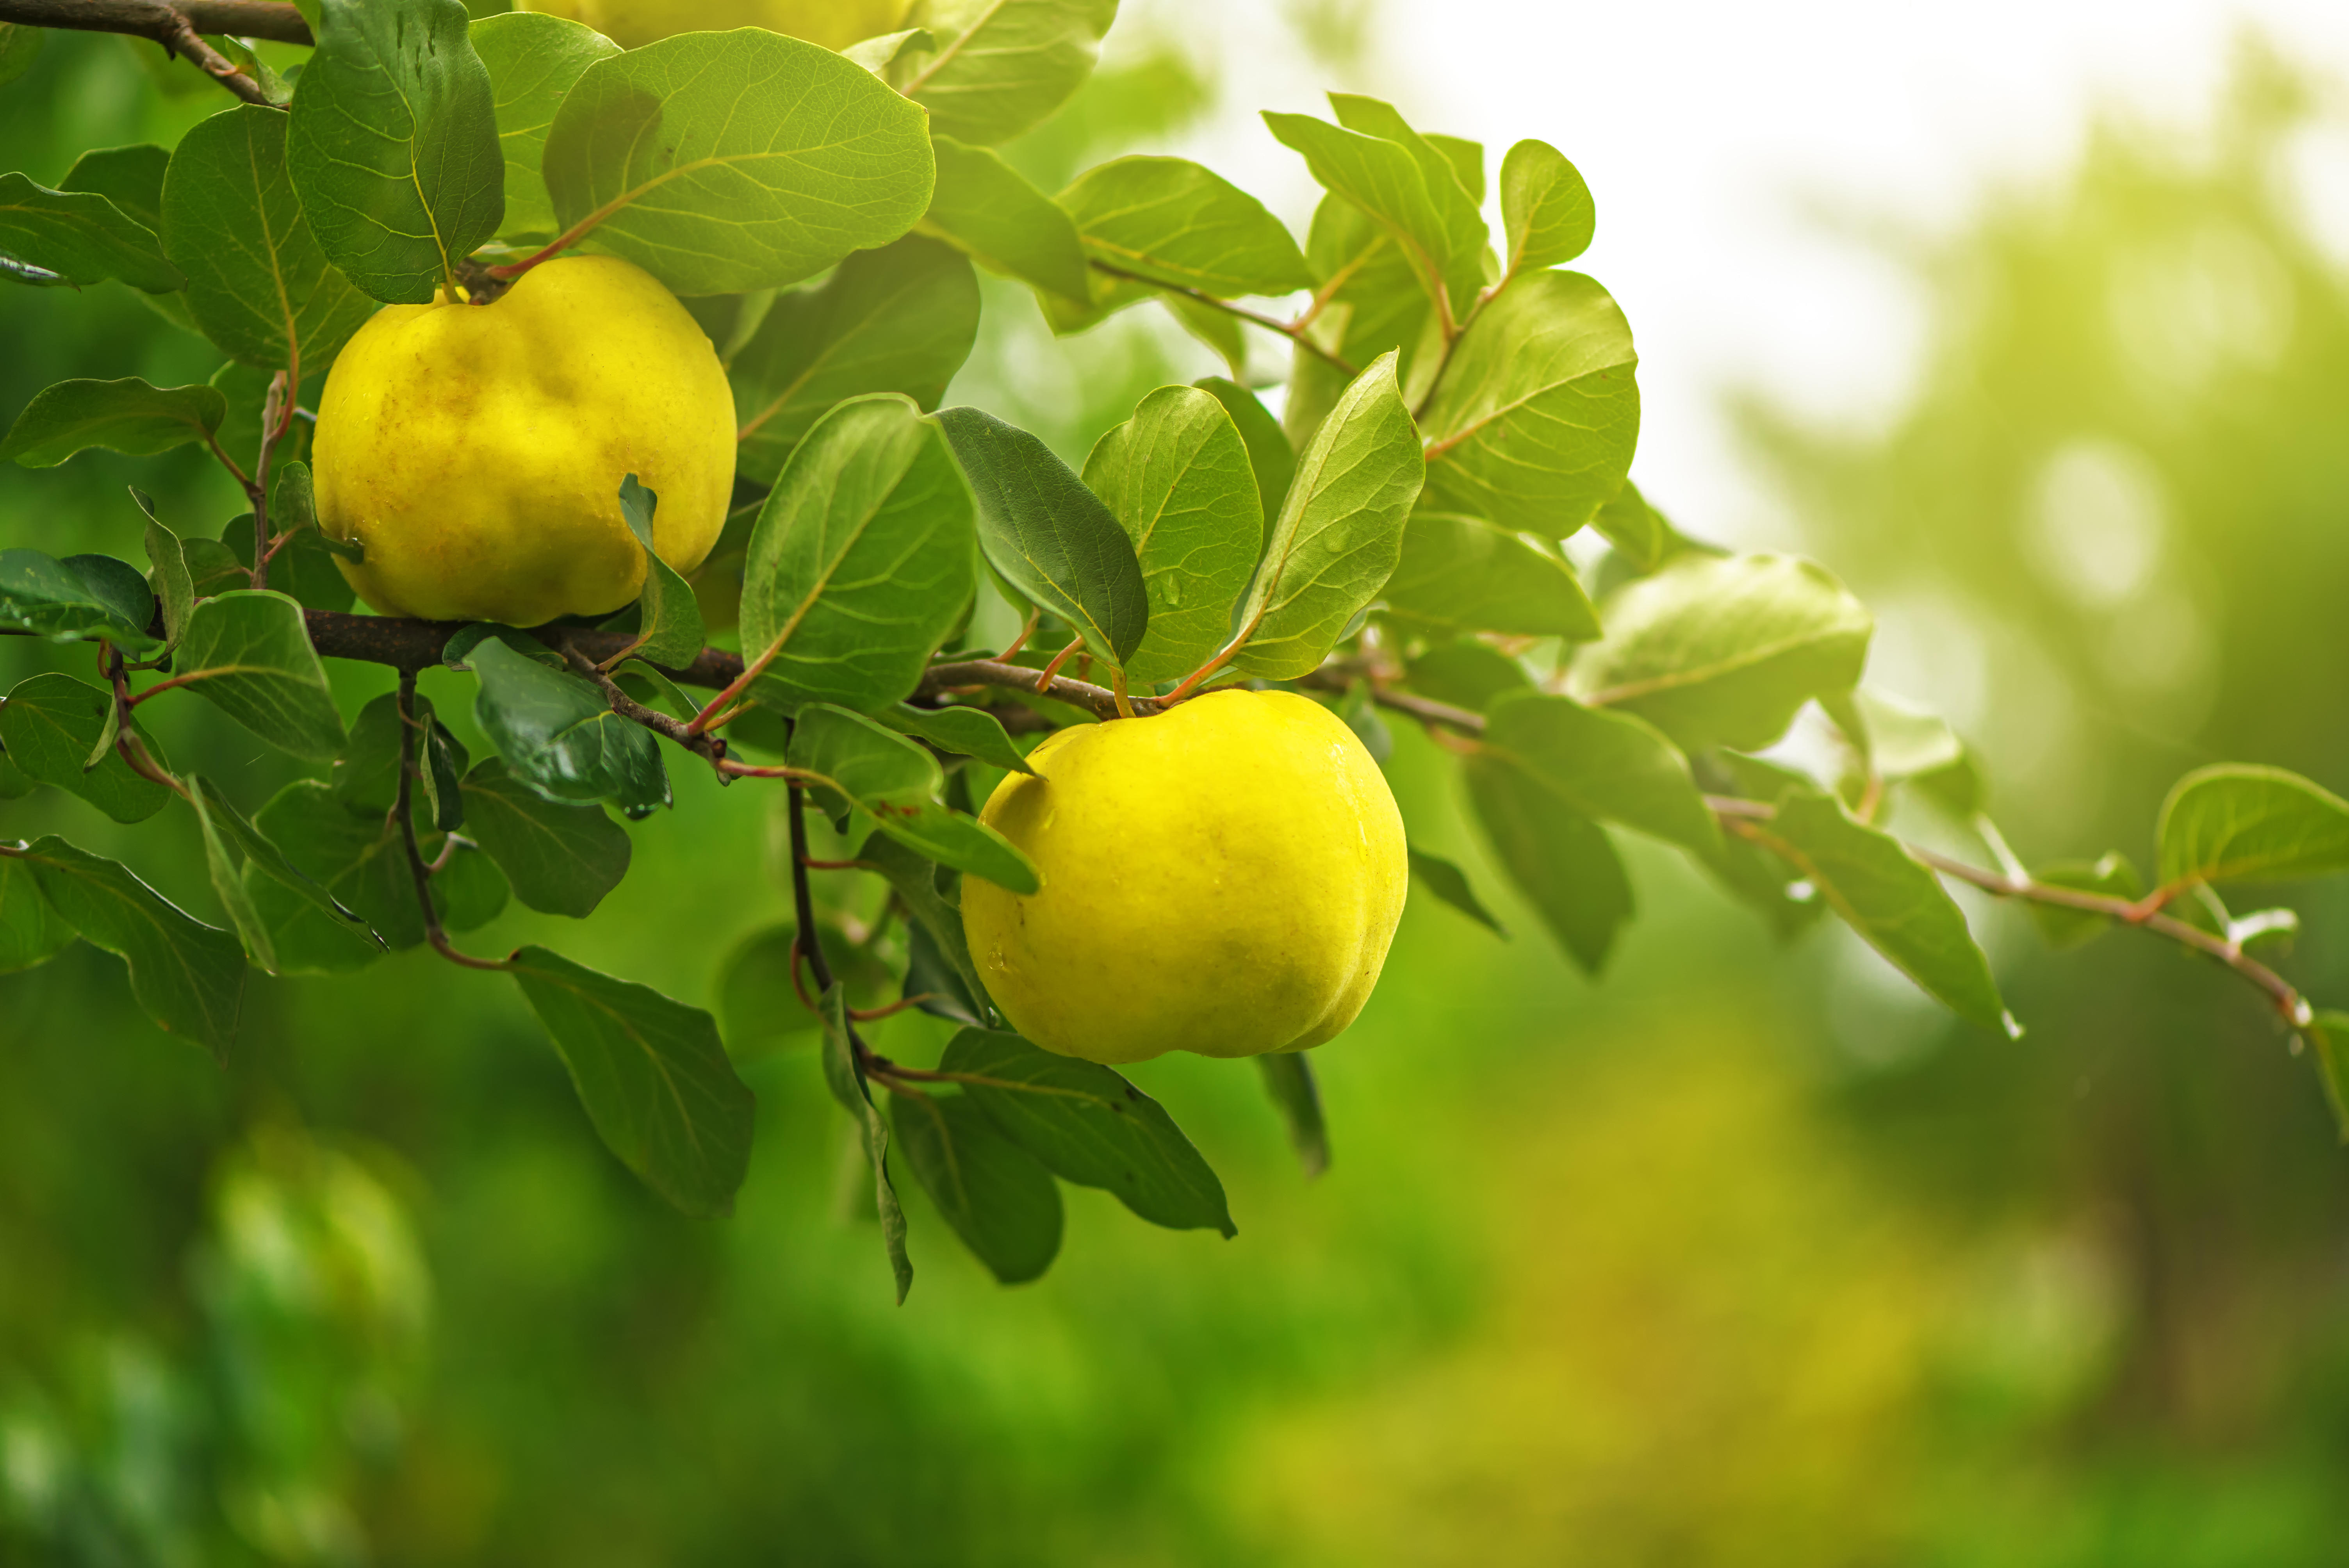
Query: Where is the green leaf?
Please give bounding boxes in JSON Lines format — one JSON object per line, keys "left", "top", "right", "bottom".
{"left": 936, "top": 405, "right": 1148, "bottom": 668}
{"left": 1479, "top": 690, "right": 1718, "bottom": 854}
{"left": 1590, "top": 478, "right": 1674, "bottom": 574}
{"left": 1057, "top": 155, "right": 1311, "bottom": 299}
{"left": 738, "top": 395, "right": 977, "bottom": 713}
{"left": 216, "top": 508, "right": 357, "bottom": 613}
{"left": 160, "top": 104, "right": 376, "bottom": 373}
{"left": 18, "top": 836, "right": 244, "bottom": 1061}
{"left": 471, "top": 635, "right": 669, "bottom": 816}
{"left": 0, "top": 172, "right": 183, "bottom": 293}
{"left": 510, "top": 944, "right": 756, "bottom": 1219}
{"left": 1570, "top": 552, "right": 1872, "bottom": 753}
{"left": 2157, "top": 765, "right": 2349, "bottom": 889}
{"left": 1760, "top": 791, "right": 2007, "bottom": 1030}
{"left": 614, "top": 475, "right": 704, "bottom": 668}
{"left": 243, "top": 779, "right": 502, "bottom": 971}
{"left": 137, "top": 497, "right": 195, "bottom": 650}
{"left": 1419, "top": 270, "right": 1640, "bottom": 538}
{"left": 939, "top": 1026, "right": 1235, "bottom": 1236}
{"left": 0, "top": 549, "right": 155, "bottom": 646}
{"left": 716, "top": 919, "right": 892, "bottom": 1058}
{"left": 1285, "top": 195, "right": 1436, "bottom": 446}
{"left": 0, "top": 673, "right": 171, "bottom": 823}
{"left": 1262, "top": 98, "right": 1482, "bottom": 315}
{"left": 842, "top": 28, "right": 934, "bottom": 75}
{"left": 471, "top": 10, "right": 620, "bottom": 241}
{"left": 902, "top": 0, "right": 1117, "bottom": 146}
{"left": 1464, "top": 759, "right": 1631, "bottom": 973}
{"left": 1081, "top": 385, "right": 1263, "bottom": 684}
{"left": 1499, "top": 138, "right": 1594, "bottom": 274}
{"left": 1827, "top": 687, "right": 1966, "bottom": 782}
{"left": 891, "top": 1089, "right": 1064, "bottom": 1284}
{"left": 880, "top": 704, "right": 1035, "bottom": 776}
{"left": 2302, "top": 1011, "right": 2349, "bottom": 1144}
{"left": 62, "top": 554, "right": 156, "bottom": 642}
{"left": 458, "top": 757, "right": 631, "bottom": 918}
{"left": 287, "top": 0, "right": 504, "bottom": 303}
{"left": 1193, "top": 376, "right": 1295, "bottom": 525}
{"left": 328, "top": 690, "right": 407, "bottom": 814}
{"left": 187, "top": 775, "right": 277, "bottom": 971}
{"left": 1380, "top": 511, "right": 1599, "bottom": 639}
{"left": 1256, "top": 1051, "right": 1329, "bottom": 1179}
{"left": 0, "top": 21, "right": 42, "bottom": 89}
{"left": 59, "top": 144, "right": 171, "bottom": 233}
{"left": 1, "top": 377, "right": 226, "bottom": 469}
{"left": 731, "top": 235, "right": 980, "bottom": 486}
{"left": 922, "top": 135, "right": 1089, "bottom": 301}
{"left": 0, "top": 855, "right": 75, "bottom": 974}
{"left": 2028, "top": 853, "right": 2142, "bottom": 951}
{"left": 1407, "top": 845, "right": 1506, "bottom": 937}
{"left": 541, "top": 29, "right": 934, "bottom": 298}
{"left": 790, "top": 704, "right": 1037, "bottom": 893}
{"left": 171, "top": 590, "right": 347, "bottom": 762}
{"left": 1404, "top": 640, "right": 1529, "bottom": 713}
{"left": 818, "top": 984, "right": 913, "bottom": 1301}
{"left": 860, "top": 833, "right": 996, "bottom": 1026}
{"left": 1228, "top": 350, "right": 1424, "bottom": 679}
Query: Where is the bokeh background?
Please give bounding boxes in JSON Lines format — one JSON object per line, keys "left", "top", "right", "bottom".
{"left": 9, "top": 1, "right": 2349, "bottom": 1562}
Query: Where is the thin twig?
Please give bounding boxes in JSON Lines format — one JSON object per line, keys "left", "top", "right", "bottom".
{"left": 554, "top": 638, "right": 733, "bottom": 775}
{"left": 0, "top": 0, "right": 300, "bottom": 103}
{"left": 393, "top": 672, "right": 508, "bottom": 973}
{"left": 1087, "top": 260, "right": 1360, "bottom": 379}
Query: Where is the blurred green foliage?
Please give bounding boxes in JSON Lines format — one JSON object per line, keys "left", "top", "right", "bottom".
{"left": 8, "top": 20, "right": 2349, "bottom": 1568}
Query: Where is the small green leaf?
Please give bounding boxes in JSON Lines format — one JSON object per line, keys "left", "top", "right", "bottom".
{"left": 790, "top": 704, "right": 1037, "bottom": 893}
{"left": 1082, "top": 385, "right": 1263, "bottom": 684}
{"left": 542, "top": 29, "right": 934, "bottom": 298}
{"left": 187, "top": 775, "right": 277, "bottom": 971}
{"left": 2157, "top": 765, "right": 2349, "bottom": 889}
{"left": 18, "top": 836, "right": 244, "bottom": 1061}
{"left": 1570, "top": 552, "right": 1873, "bottom": 753}
{"left": 1407, "top": 845, "right": 1506, "bottom": 937}
{"left": 936, "top": 405, "right": 1148, "bottom": 668}
{"left": 1590, "top": 478, "right": 1673, "bottom": 574}
{"left": 1262, "top": 97, "right": 1483, "bottom": 315}
{"left": 1405, "top": 640, "right": 1529, "bottom": 714}
{"left": 471, "top": 635, "right": 669, "bottom": 817}
{"left": 861, "top": 833, "right": 996, "bottom": 1026}
{"left": 2029, "top": 853, "right": 2142, "bottom": 951}
{"left": 1284, "top": 196, "right": 1436, "bottom": 448}
{"left": 1499, "top": 138, "right": 1595, "bottom": 274}
{"left": 244, "top": 779, "right": 501, "bottom": 971}
{"left": 171, "top": 590, "right": 347, "bottom": 762}
{"left": 1, "top": 377, "right": 225, "bottom": 469}
{"left": 0, "top": 673, "right": 172, "bottom": 823}
{"left": 61, "top": 554, "right": 155, "bottom": 642}
{"left": 716, "top": 919, "right": 892, "bottom": 1058}
{"left": 892, "top": 1088, "right": 1064, "bottom": 1284}
{"left": 1419, "top": 270, "right": 1640, "bottom": 538}
{"left": 842, "top": 28, "right": 934, "bottom": 75}
{"left": 902, "top": 0, "right": 1117, "bottom": 146}
{"left": 458, "top": 757, "right": 631, "bottom": 918}
{"left": 510, "top": 944, "right": 757, "bottom": 1219}
{"left": 0, "top": 22, "right": 42, "bottom": 89}
{"left": 739, "top": 395, "right": 976, "bottom": 713}
{"left": 58, "top": 144, "right": 171, "bottom": 233}
{"left": 1058, "top": 155, "right": 1312, "bottom": 300}
{"left": 880, "top": 704, "right": 1035, "bottom": 775}
{"left": 818, "top": 985, "right": 912, "bottom": 1301}
{"left": 1480, "top": 690, "right": 1718, "bottom": 854}
{"left": 923, "top": 135, "right": 1089, "bottom": 301}
{"left": 1256, "top": 1052, "right": 1329, "bottom": 1179}
{"left": 1464, "top": 760, "right": 1631, "bottom": 973}
{"left": 1381, "top": 511, "right": 1599, "bottom": 639}
{"left": 328, "top": 690, "right": 409, "bottom": 815}
{"left": 136, "top": 492, "right": 195, "bottom": 649}
{"left": 939, "top": 1026, "right": 1236, "bottom": 1236}
{"left": 1827, "top": 688, "right": 1966, "bottom": 782}
{"left": 0, "top": 855, "right": 75, "bottom": 975}
{"left": 616, "top": 476, "right": 704, "bottom": 668}
{"left": 1228, "top": 350, "right": 1424, "bottom": 679}
{"left": 2302, "top": 1011, "right": 2349, "bottom": 1144}
{"left": 1193, "top": 376, "right": 1295, "bottom": 526}
{"left": 731, "top": 235, "right": 980, "bottom": 486}
{"left": 471, "top": 10, "right": 620, "bottom": 241}
{"left": 0, "top": 549, "right": 155, "bottom": 645}
{"left": 197, "top": 772, "right": 379, "bottom": 948}
{"left": 0, "top": 172, "right": 183, "bottom": 293}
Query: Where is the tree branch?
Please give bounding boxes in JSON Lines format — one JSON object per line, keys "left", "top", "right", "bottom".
{"left": 1087, "top": 260, "right": 1360, "bottom": 380}
{"left": 0, "top": 0, "right": 307, "bottom": 104}
{"left": 914, "top": 658, "right": 1156, "bottom": 722}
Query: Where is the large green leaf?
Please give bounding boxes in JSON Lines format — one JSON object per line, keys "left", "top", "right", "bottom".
{"left": 879, "top": 704, "right": 1034, "bottom": 776}
{"left": 171, "top": 591, "right": 347, "bottom": 763}
{"left": 245, "top": 779, "right": 504, "bottom": 971}
{"left": 0, "top": 172, "right": 183, "bottom": 293}
{"left": 891, "top": 1089, "right": 1064, "bottom": 1285}
{"left": 458, "top": 757, "right": 631, "bottom": 918}
{"left": 1057, "top": 155, "right": 1311, "bottom": 299}
{"left": 1418, "top": 270, "right": 1640, "bottom": 537}
{"left": 18, "top": 836, "right": 244, "bottom": 1062}
{"left": 938, "top": 1027, "right": 1235, "bottom": 1236}
{"left": 287, "top": 0, "right": 504, "bottom": 303}
{"left": 922, "top": 135, "right": 1089, "bottom": 301}
{"left": 1081, "top": 385, "right": 1263, "bottom": 684}
{"left": 160, "top": 104, "right": 375, "bottom": 374}
{"left": 1478, "top": 690, "right": 1718, "bottom": 853}
{"left": 1498, "top": 138, "right": 1594, "bottom": 274}
{"left": 2157, "top": 765, "right": 2349, "bottom": 889}
{"left": 1284, "top": 195, "right": 1436, "bottom": 447}
{"left": 738, "top": 395, "right": 976, "bottom": 713}
{"left": 510, "top": 945, "right": 756, "bottom": 1219}
{"left": 788, "top": 704, "right": 1037, "bottom": 893}
{"left": 470, "top": 635, "right": 668, "bottom": 816}
{"left": 471, "top": 10, "right": 620, "bottom": 241}
{"left": 1193, "top": 376, "right": 1295, "bottom": 526}
{"left": 1756, "top": 790, "right": 2007, "bottom": 1031}
{"left": 818, "top": 985, "right": 913, "bottom": 1301}
{"left": 0, "top": 856, "right": 75, "bottom": 975}
{"left": 0, "top": 673, "right": 172, "bottom": 824}
{"left": 731, "top": 235, "right": 981, "bottom": 486}
{"left": 1, "top": 377, "right": 226, "bottom": 469}
{"left": 1569, "top": 552, "right": 1872, "bottom": 753}
{"left": 901, "top": 0, "right": 1118, "bottom": 147}
{"left": 1380, "top": 511, "right": 1599, "bottom": 639}
{"left": 0, "top": 549, "right": 160, "bottom": 647}
{"left": 541, "top": 29, "right": 934, "bottom": 298}
{"left": 189, "top": 773, "right": 378, "bottom": 965}
{"left": 1324, "top": 94, "right": 1486, "bottom": 310}
{"left": 59, "top": 144, "right": 171, "bottom": 234}
{"left": 1464, "top": 759, "right": 1631, "bottom": 973}
{"left": 935, "top": 405, "right": 1148, "bottom": 668}
{"left": 1228, "top": 350, "right": 1423, "bottom": 679}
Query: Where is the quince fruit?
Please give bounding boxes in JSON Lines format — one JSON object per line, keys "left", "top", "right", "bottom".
{"left": 516, "top": 0, "right": 911, "bottom": 51}
{"left": 312, "top": 255, "right": 734, "bottom": 627}
{"left": 961, "top": 690, "right": 1408, "bottom": 1065}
